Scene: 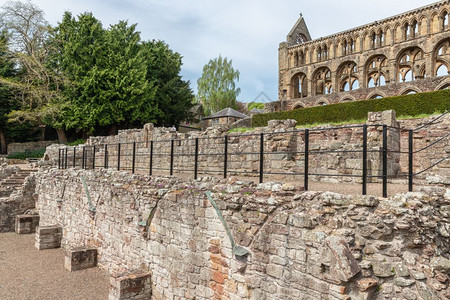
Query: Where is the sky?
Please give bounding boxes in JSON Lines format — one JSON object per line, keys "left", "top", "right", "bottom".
{"left": 24, "top": 0, "right": 436, "bottom": 103}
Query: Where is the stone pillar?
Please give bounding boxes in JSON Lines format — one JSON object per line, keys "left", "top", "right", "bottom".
{"left": 64, "top": 247, "right": 98, "bottom": 271}
{"left": 35, "top": 226, "right": 62, "bottom": 250}
{"left": 366, "top": 110, "right": 401, "bottom": 181}
{"left": 109, "top": 271, "right": 152, "bottom": 300}
{"left": 15, "top": 215, "right": 40, "bottom": 234}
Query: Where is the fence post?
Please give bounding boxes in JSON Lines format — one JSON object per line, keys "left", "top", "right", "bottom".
{"left": 149, "top": 141, "right": 153, "bottom": 176}
{"left": 82, "top": 146, "right": 86, "bottom": 169}
{"left": 382, "top": 125, "right": 388, "bottom": 198}
{"left": 304, "top": 129, "right": 309, "bottom": 191}
{"left": 58, "top": 149, "right": 61, "bottom": 169}
{"left": 104, "top": 144, "right": 108, "bottom": 169}
{"left": 362, "top": 125, "right": 367, "bottom": 195}
{"left": 224, "top": 136, "right": 228, "bottom": 179}
{"left": 73, "top": 147, "right": 76, "bottom": 167}
{"left": 170, "top": 140, "right": 174, "bottom": 176}
{"left": 65, "top": 148, "right": 68, "bottom": 169}
{"left": 259, "top": 133, "right": 264, "bottom": 184}
{"left": 117, "top": 143, "right": 121, "bottom": 171}
{"left": 194, "top": 138, "right": 199, "bottom": 179}
{"left": 408, "top": 130, "right": 413, "bottom": 192}
{"left": 92, "top": 146, "right": 96, "bottom": 169}
{"left": 132, "top": 142, "right": 136, "bottom": 174}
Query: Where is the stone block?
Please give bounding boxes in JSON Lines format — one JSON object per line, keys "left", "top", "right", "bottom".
{"left": 64, "top": 247, "right": 98, "bottom": 272}
{"left": 15, "top": 214, "right": 40, "bottom": 234}
{"left": 35, "top": 225, "right": 62, "bottom": 250}
{"left": 109, "top": 270, "right": 152, "bottom": 300}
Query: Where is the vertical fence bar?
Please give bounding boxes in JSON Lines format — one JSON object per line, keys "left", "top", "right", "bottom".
{"left": 382, "top": 125, "right": 388, "bottom": 198}
{"left": 65, "top": 148, "right": 68, "bottom": 169}
{"left": 259, "top": 133, "right": 264, "bottom": 184}
{"left": 73, "top": 147, "right": 76, "bottom": 167}
{"left": 117, "top": 143, "right": 121, "bottom": 171}
{"left": 149, "top": 141, "right": 153, "bottom": 176}
{"left": 304, "top": 129, "right": 309, "bottom": 191}
{"left": 132, "top": 142, "right": 136, "bottom": 174}
{"left": 104, "top": 144, "right": 108, "bottom": 169}
{"left": 170, "top": 140, "right": 174, "bottom": 176}
{"left": 92, "top": 146, "right": 96, "bottom": 169}
{"left": 408, "top": 129, "right": 413, "bottom": 192}
{"left": 224, "top": 136, "right": 228, "bottom": 179}
{"left": 58, "top": 149, "right": 61, "bottom": 169}
{"left": 81, "top": 147, "right": 85, "bottom": 169}
{"left": 194, "top": 138, "right": 199, "bottom": 179}
{"left": 362, "top": 125, "right": 368, "bottom": 195}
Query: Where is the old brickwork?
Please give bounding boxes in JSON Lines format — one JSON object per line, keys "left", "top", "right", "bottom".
{"left": 35, "top": 168, "right": 450, "bottom": 299}
{"left": 276, "top": 0, "right": 450, "bottom": 111}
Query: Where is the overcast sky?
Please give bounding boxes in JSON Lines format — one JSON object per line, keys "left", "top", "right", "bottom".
{"left": 27, "top": 0, "right": 435, "bottom": 103}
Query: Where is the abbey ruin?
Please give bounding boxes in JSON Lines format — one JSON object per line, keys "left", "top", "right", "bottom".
{"left": 274, "top": 0, "right": 450, "bottom": 111}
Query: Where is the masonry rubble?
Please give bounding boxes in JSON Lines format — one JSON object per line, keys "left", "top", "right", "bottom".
{"left": 45, "top": 110, "right": 450, "bottom": 184}
{"left": 35, "top": 166, "right": 450, "bottom": 299}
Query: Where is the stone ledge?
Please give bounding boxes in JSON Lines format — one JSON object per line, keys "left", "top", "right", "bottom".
{"left": 109, "top": 270, "right": 152, "bottom": 300}
{"left": 35, "top": 226, "right": 62, "bottom": 250}
{"left": 15, "top": 214, "right": 39, "bottom": 234}
{"left": 64, "top": 247, "right": 98, "bottom": 272}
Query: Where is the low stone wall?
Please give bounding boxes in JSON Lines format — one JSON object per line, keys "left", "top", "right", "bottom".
{"left": 0, "top": 174, "right": 36, "bottom": 232}
{"left": 8, "top": 140, "right": 57, "bottom": 155}
{"left": 36, "top": 167, "right": 450, "bottom": 299}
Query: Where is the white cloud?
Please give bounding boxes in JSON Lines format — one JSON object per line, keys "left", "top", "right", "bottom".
{"left": 28, "top": 0, "right": 434, "bottom": 102}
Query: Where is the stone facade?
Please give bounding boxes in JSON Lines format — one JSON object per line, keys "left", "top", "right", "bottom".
{"left": 52, "top": 111, "right": 449, "bottom": 184}
{"left": 276, "top": 0, "right": 450, "bottom": 111}
{"left": 35, "top": 167, "right": 450, "bottom": 299}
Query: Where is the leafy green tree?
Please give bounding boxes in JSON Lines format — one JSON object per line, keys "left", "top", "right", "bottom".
{"left": 141, "top": 40, "right": 194, "bottom": 127}
{"left": 197, "top": 55, "right": 241, "bottom": 116}
{"left": 51, "top": 13, "right": 158, "bottom": 134}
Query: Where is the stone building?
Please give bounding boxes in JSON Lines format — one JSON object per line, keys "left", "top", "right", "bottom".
{"left": 274, "top": 0, "right": 450, "bottom": 111}
{"left": 202, "top": 107, "right": 248, "bottom": 128}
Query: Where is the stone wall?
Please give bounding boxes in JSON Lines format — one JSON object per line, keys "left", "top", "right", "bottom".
{"left": 36, "top": 167, "right": 450, "bottom": 299}
{"left": 7, "top": 140, "right": 57, "bottom": 155}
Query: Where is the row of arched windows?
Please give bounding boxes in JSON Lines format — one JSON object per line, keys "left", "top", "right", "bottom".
{"left": 290, "top": 41, "right": 450, "bottom": 99}
{"left": 290, "top": 10, "right": 450, "bottom": 68}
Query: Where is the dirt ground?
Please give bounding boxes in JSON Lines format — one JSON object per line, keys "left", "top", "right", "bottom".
{"left": 0, "top": 233, "right": 109, "bottom": 300}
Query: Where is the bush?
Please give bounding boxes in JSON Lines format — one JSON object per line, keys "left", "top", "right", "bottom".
{"left": 7, "top": 148, "right": 46, "bottom": 160}
{"left": 252, "top": 90, "right": 450, "bottom": 127}
{"left": 67, "top": 139, "right": 86, "bottom": 146}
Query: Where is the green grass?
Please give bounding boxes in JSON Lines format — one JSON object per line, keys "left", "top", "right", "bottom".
{"left": 7, "top": 148, "right": 46, "bottom": 160}
{"left": 228, "top": 127, "right": 255, "bottom": 133}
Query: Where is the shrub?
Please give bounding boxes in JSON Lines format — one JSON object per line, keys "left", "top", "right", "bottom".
{"left": 7, "top": 148, "right": 46, "bottom": 160}
{"left": 67, "top": 139, "right": 86, "bottom": 146}
{"left": 252, "top": 90, "right": 450, "bottom": 127}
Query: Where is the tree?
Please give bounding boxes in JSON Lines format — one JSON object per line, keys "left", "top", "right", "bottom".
{"left": 0, "top": 0, "right": 69, "bottom": 143}
{"left": 197, "top": 55, "right": 241, "bottom": 116}
{"left": 50, "top": 13, "right": 158, "bottom": 134}
{"left": 141, "top": 40, "right": 195, "bottom": 127}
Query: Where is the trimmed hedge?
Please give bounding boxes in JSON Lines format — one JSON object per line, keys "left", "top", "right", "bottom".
{"left": 252, "top": 89, "right": 450, "bottom": 127}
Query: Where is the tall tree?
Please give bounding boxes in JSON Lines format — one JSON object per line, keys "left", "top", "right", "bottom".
{"left": 197, "top": 55, "right": 241, "bottom": 116}
{"left": 51, "top": 13, "right": 158, "bottom": 134}
{"left": 0, "top": 0, "right": 68, "bottom": 143}
{"left": 141, "top": 40, "right": 195, "bottom": 127}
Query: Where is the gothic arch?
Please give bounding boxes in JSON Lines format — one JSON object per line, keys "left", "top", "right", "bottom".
{"left": 367, "top": 92, "right": 386, "bottom": 99}
{"left": 337, "top": 61, "right": 359, "bottom": 91}
{"left": 433, "top": 38, "right": 450, "bottom": 76}
{"left": 312, "top": 67, "right": 333, "bottom": 96}
{"left": 399, "top": 87, "right": 422, "bottom": 95}
{"left": 436, "top": 79, "right": 450, "bottom": 90}
{"left": 340, "top": 96, "right": 355, "bottom": 103}
{"left": 365, "top": 54, "right": 389, "bottom": 88}
{"left": 315, "top": 98, "right": 330, "bottom": 106}
{"left": 396, "top": 47, "right": 425, "bottom": 82}
{"left": 292, "top": 101, "right": 305, "bottom": 110}
{"left": 290, "top": 72, "right": 308, "bottom": 99}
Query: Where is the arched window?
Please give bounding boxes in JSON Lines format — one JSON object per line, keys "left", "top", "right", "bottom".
{"left": 379, "top": 31, "right": 385, "bottom": 46}
{"left": 404, "top": 23, "right": 410, "bottom": 40}
{"left": 370, "top": 94, "right": 384, "bottom": 99}
{"left": 313, "top": 67, "right": 333, "bottom": 96}
{"left": 290, "top": 73, "right": 307, "bottom": 99}
{"left": 397, "top": 47, "right": 425, "bottom": 82}
{"left": 338, "top": 61, "right": 359, "bottom": 92}
{"left": 371, "top": 33, "right": 376, "bottom": 49}
{"left": 442, "top": 11, "right": 449, "bottom": 30}
{"left": 349, "top": 39, "right": 355, "bottom": 53}
{"left": 412, "top": 20, "right": 418, "bottom": 37}
{"left": 294, "top": 51, "right": 299, "bottom": 67}
{"left": 299, "top": 50, "right": 305, "bottom": 65}
{"left": 403, "top": 90, "right": 417, "bottom": 95}
{"left": 323, "top": 45, "right": 328, "bottom": 60}
{"left": 436, "top": 64, "right": 449, "bottom": 76}
{"left": 366, "top": 55, "right": 389, "bottom": 88}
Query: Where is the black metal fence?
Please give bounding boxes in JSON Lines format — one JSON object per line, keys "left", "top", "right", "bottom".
{"left": 58, "top": 111, "right": 449, "bottom": 197}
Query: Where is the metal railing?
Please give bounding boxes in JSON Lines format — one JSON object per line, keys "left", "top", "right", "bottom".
{"left": 58, "top": 112, "right": 449, "bottom": 197}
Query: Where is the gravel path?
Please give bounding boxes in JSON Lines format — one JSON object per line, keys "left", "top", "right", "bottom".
{"left": 0, "top": 233, "right": 109, "bottom": 300}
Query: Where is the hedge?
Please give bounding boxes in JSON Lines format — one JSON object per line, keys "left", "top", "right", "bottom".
{"left": 252, "top": 89, "right": 450, "bottom": 127}
{"left": 6, "top": 148, "right": 46, "bottom": 160}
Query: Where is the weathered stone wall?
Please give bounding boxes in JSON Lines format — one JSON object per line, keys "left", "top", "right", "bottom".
{"left": 8, "top": 140, "right": 57, "bottom": 155}
{"left": 0, "top": 173, "right": 36, "bottom": 232}
{"left": 36, "top": 167, "right": 450, "bottom": 299}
